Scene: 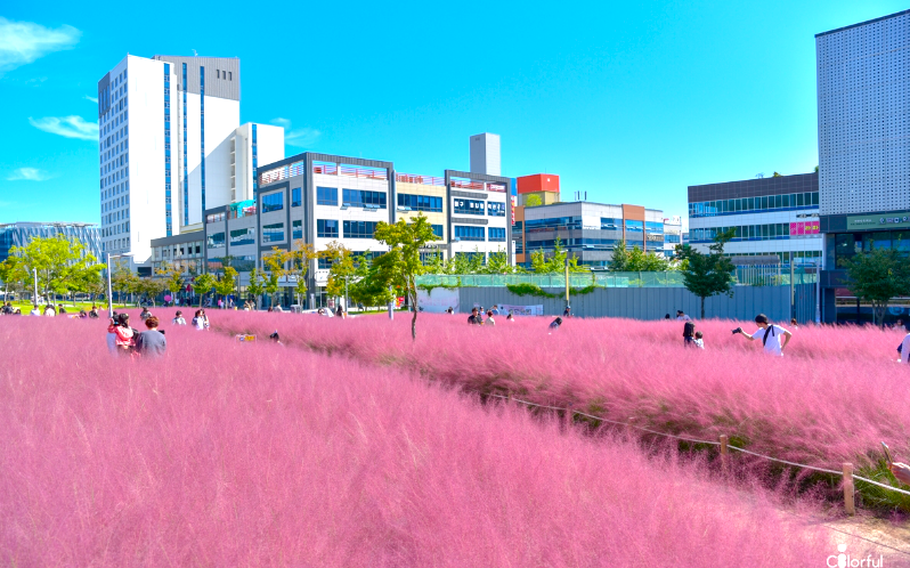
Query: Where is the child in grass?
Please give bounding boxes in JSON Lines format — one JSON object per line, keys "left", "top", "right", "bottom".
{"left": 694, "top": 330, "right": 705, "bottom": 349}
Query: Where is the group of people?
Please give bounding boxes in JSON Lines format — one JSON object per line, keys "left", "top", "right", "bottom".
{"left": 105, "top": 307, "right": 211, "bottom": 357}
{"left": 677, "top": 310, "right": 794, "bottom": 356}
{"left": 466, "top": 305, "right": 517, "bottom": 326}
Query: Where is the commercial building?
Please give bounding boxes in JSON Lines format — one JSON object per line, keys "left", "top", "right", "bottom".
{"left": 514, "top": 201, "right": 667, "bottom": 269}
{"left": 662, "top": 216, "right": 683, "bottom": 255}
{"left": 0, "top": 222, "right": 101, "bottom": 263}
{"left": 199, "top": 152, "right": 512, "bottom": 307}
{"left": 687, "top": 172, "right": 822, "bottom": 266}
{"left": 816, "top": 10, "right": 910, "bottom": 323}
{"left": 97, "top": 54, "right": 282, "bottom": 271}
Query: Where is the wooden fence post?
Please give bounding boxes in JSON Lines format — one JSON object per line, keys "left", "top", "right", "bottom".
{"left": 843, "top": 462, "right": 855, "bottom": 516}
{"left": 719, "top": 435, "right": 729, "bottom": 470}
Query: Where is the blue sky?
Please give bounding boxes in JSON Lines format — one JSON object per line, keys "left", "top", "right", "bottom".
{"left": 0, "top": 1, "right": 906, "bottom": 226}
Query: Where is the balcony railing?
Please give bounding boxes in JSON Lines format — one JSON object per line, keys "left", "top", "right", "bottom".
{"left": 396, "top": 173, "right": 445, "bottom": 186}
{"left": 313, "top": 162, "right": 388, "bottom": 180}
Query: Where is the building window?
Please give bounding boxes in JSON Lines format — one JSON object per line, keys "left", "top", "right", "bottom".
{"left": 342, "top": 189, "right": 386, "bottom": 209}
{"left": 343, "top": 220, "right": 377, "bottom": 239}
{"left": 317, "top": 219, "right": 339, "bottom": 238}
{"left": 453, "top": 198, "right": 485, "bottom": 216}
{"left": 292, "top": 220, "right": 303, "bottom": 240}
{"left": 431, "top": 224, "right": 444, "bottom": 239}
{"left": 454, "top": 225, "right": 485, "bottom": 241}
{"left": 292, "top": 187, "right": 302, "bottom": 207}
{"left": 262, "top": 191, "right": 284, "bottom": 213}
{"left": 230, "top": 227, "right": 254, "bottom": 246}
{"left": 489, "top": 227, "right": 506, "bottom": 242}
{"left": 317, "top": 186, "right": 338, "bottom": 206}
{"left": 207, "top": 232, "right": 225, "bottom": 249}
{"left": 262, "top": 223, "right": 285, "bottom": 243}
{"left": 397, "top": 193, "right": 443, "bottom": 212}
{"left": 487, "top": 202, "right": 506, "bottom": 217}
{"left": 318, "top": 257, "right": 333, "bottom": 269}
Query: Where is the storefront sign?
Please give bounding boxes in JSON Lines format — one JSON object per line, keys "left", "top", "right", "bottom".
{"left": 789, "top": 221, "right": 820, "bottom": 236}
{"left": 847, "top": 213, "right": 910, "bottom": 230}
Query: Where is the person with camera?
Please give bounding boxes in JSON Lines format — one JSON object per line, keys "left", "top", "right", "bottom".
{"left": 734, "top": 314, "right": 792, "bottom": 357}
{"left": 108, "top": 312, "right": 137, "bottom": 356}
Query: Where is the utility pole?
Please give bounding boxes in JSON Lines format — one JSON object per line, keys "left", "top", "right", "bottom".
{"left": 33, "top": 268, "right": 38, "bottom": 306}
{"left": 564, "top": 248, "right": 570, "bottom": 313}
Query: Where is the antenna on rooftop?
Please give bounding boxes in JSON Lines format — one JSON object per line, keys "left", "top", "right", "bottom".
{"left": 193, "top": 49, "right": 198, "bottom": 57}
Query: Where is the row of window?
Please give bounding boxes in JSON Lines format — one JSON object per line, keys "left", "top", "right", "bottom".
{"left": 454, "top": 226, "right": 506, "bottom": 242}
{"left": 397, "top": 193, "right": 443, "bottom": 212}
{"left": 833, "top": 231, "right": 910, "bottom": 266}
{"left": 689, "top": 192, "right": 819, "bottom": 218}
{"left": 453, "top": 199, "right": 506, "bottom": 217}
{"left": 690, "top": 221, "right": 821, "bottom": 243}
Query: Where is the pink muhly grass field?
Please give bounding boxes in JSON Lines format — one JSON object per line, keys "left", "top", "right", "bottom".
{"left": 208, "top": 310, "right": 910, "bottom": 472}
{"left": 0, "top": 316, "right": 841, "bottom": 566}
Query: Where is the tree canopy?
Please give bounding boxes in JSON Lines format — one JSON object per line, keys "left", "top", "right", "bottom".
{"left": 674, "top": 229, "right": 737, "bottom": 319}
{"left": 844, "top": 248, "right": 910, "bottom": 327}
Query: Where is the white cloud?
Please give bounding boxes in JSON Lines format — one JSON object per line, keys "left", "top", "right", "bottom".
{"left": 270, "top": 117, "right": 321, "bottom": 147}
{"left": 0, "top": 17, "right": 81, "bottom": 74}
{"left": 29, "top": 115, "right": 98, "bottom": 141}
{"left": 84, "top": 94, "right": 97, "bottom": 103}
{"left": 6, "top": 167, "right": 53, "bottom": 181}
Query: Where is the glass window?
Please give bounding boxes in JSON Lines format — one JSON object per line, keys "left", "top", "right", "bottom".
{"left": 453, "top": 198, "right": 485, "bottom": 216}
{"left": 343, "top": 220, "right": 377, "bottom": 239}
{"left": 262, "top": 192, "right": 284, "bottom": 213}
{"left": 454, "top": 225, "right": 485, "bottom": 241}
{"left": 774, "top": 195, "right": 782, "bottom": 208}
{"left": 292, "top": 220, "right": 303, "bottom": 240}
{"left": 317, "top": 186, "right": 337, "bottom": 206}
{"left": 342, "top": 189, "right": 386, "bottom": 209}
{"left": 487, "top": 202, "right": 506, "bottom": 217}
{"left": 894, "top": 231, "right": 910, "bottom": 255}
{"left": 230, "top": 227, "right": 254, "bottom": 246}
{"left": 207, "top": 232, "right": 225, "bottom": 248}
{"left": 317, "top": 219, "right": 338, "bottom": 238}
{"left": 782, "top": 194, "right": 790, "bottom": 208}
{"left": 489, "top": 227, "right": 506, "bottom": 241}
{"left": 292, "top": 188, "right": 302, "bottom": 207}
{"left": 797, "top": 193, "right": 804, "bottom": 207}
{"left": 431, "top": 224, "right": 444, "bottom": 239}
{"left": 398, "top": 193, "right": 443, "bottom": 212}
{"left": 812, "top": 192, "right": 819, "bottom": 206}
{"left": 873, "top": 231, "right": 892, "bottom": 250}
{"left": 262, "top": 223, "right": 284, "bottom": 243}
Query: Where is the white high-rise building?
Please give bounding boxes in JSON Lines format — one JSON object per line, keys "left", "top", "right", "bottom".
{"left": 469, "top": 133, "right": 501, "bottom": 176}
{"left": 97, "top": 54, "right": 283, "bottom": 269}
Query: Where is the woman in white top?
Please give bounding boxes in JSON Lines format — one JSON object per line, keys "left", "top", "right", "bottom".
{"left": 172, "top": 310, "right": 187, "bottom": 325}
{"left": 192, "top": 309, "right": 209, "bottom": 330}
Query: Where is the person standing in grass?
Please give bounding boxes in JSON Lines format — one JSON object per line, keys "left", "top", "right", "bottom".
{"left": 192, "top": 309, "right": 209, "bottom": 330}
{"left": 683, "top": 321, "right": 696, "bottom": 347}
{"left": 88, "top": 305, "right": 99, "bottom": 319}
{"left": 676, "top": 309, "right": 691, "bottom": 321}
{"left": 172, "top": 310, "right": 186, "bottom": 325}
{"left": 693, "top": 330, "right": 705, "bottom": 349}
{"left": 735, "top": 314, "right": 792, "bottom": 357}
{"left": 44, "top": 304, "right": 56, "bottom": 317}
{"left": 30, "top": 305, "right": 41, "bottom": 316}
{"left": 139, "top": 306, "right": 152, "bottom": 321}
{"left": 467, "top": 307, "right": 483, "bottom": 325}
{"left": 549, "top": 316, "right": 562, "bottom": 331}
{"left": 485, "top": 310, "right": 495, "bottom": 326}
{"left": 136, "top": 316, "right": 167, "bottom": 357}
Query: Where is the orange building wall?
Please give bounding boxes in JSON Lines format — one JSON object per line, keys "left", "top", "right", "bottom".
{"left": 517, "top": 174, "right": 560, "bottom": 194}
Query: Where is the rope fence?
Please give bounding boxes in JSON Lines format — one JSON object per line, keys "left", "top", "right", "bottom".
{"left": 487, "top": 392, "right": 910, "bottom": 513}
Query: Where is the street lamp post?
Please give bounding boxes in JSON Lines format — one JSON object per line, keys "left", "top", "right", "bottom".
{"left": 33, "top": 268, "right": 38, "bottom": 307}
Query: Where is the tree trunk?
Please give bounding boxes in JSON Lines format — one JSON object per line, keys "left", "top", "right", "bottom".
{"left": 700, "top": 296, "right": 706, "bottom": 319}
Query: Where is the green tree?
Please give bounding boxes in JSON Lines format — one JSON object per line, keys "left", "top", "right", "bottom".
{"left": 247, "top": 268, "right": 267, "bottom": 309}
{"left": 136, "top": 276, "right": 167, "bottom": 305}
{"left": 373, "top": 214, "right": 437, "bottom": 340}
{"left": 525, "top": 194, "right": 542, "bottom": 207}
{"left": 348, "top": 252, "right": 390, "bottom": 309}
{"left": 675, "top": 228, "right": 737, "bottom": 319}
{"left": 0, "top": 256, "right": 27, "bottom": 301}
{"left": 625, "top": 245, "right": 671, "bottom": 272}
{"left": 10, "top": 235, "right": 103, "bottom": 305}
{"left": 483, "top": 249, "right": 513, "bottom": 274}
{"left": 193, "top": 273, "right": 216, "bottom": 307}
{"left": 286, "top": 241, "right": 316, "bottom": 307}
{"left": 844, "top": 248, "right": 910, "bottom": 327}
{"left": 609, "top": 239, "right": 629, "bottom": 271}
{"left": 323, "top": 242, "right": 356, "bottom": 301}
{"left": 261, "top": 248, "right": 286, "bottom": 307}
{"left": 111, "top": 259, "right": 139, "bottom": 305}
{"left": 529, "top": 238, "right": 586, "bottom": 274}
{"left": 214, "top": 266, "right": 238, "bottom": 303}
